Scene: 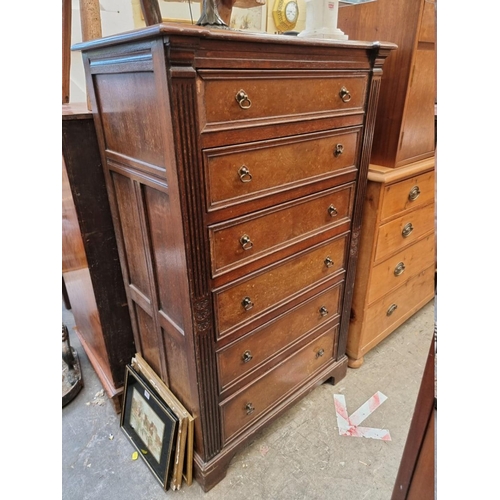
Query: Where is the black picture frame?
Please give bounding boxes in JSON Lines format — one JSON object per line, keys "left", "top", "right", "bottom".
{"left": 120, "top": 365, "right": 179, "bottom": 490}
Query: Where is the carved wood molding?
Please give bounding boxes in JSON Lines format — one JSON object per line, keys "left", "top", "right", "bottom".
{"left": 169, "top": 70, "right": 222, "bottom": 460}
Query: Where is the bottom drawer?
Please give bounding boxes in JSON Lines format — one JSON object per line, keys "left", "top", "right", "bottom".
{"left": 220, "top": 325, "right": 338, "bottom": 443}
{"left": 361, "top": 264, "right": 435, "bottom": 353}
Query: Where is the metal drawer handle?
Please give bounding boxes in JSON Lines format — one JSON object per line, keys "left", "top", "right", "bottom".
{"left": 339, "top": 86, "right": 352, "bottom": 103}
{"left": 334, "top": 143, "right": 344, "bottom": 157}
{"left": 316, "top": 348, "right": 325, "bottom": 359}
{"left": 319, "top": 306, "right": 329, "bottom": 317}
{"left": 408, "top": 186, "right": 421, "bottom": 201}
{"left": 235, "top": 89, "right": 252, "bottom": 109}
{"left": 241, "top": 296, "right": 254, "bottom": 311}
{"left": 324, "top": 257, "right": 334, "bottom": 268}
{"left": 242, "top": 350, "right": 253, "bottom": 363}
{"left": 394, "top": 262, "right": 406, "bottom": 276}
{"left": 328, "top": 204, "right": 338, "bottom": 217}
{"left": 245, "top": 402, "right": 255, "bottom": 415}
{"left": 402, "top": 222, "right": 414, "bottom": 238}
{"left": 239, "top": 234, "right": 253, "bottom": 251}
{"left": 387, "top": 303, "right": 398, "bottom": 316}
{"left": 238, "top": 165, "right": 253, "bottom": 183}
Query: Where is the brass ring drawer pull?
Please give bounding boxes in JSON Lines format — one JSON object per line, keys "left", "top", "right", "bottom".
{"left": 334, "top": 144, "right": 344, "bottom": 157}
{"left": 239, "top": 234, "right": 253, "bottom": 250}
{"left": 402, "top": 222, "right": 414, "bottom": 238}
{"left": 235, "top": 89, "right": 252, "bottom": 109}
{"left": 242, "top": 350, "right": 253, "bottom": 363}
{"left": 328, "top": 205, "right": 338, "bottom": 217}
{"left": 316, "top": 348, "right": 325, "bottom": 358}
{"left": 339, "top": 86, "right": 351, "bottom": 103}
{"left": 387, "top": 303, "right": 398, "bottom": 316}
{"left": 408, "top": 186, "right": 421, "bottom": 201}
{"left": 245, "top": 402, "right": 255, "bottom": 415}
{"left": 238, "top": 165, "right": 253, "bottom": 183}
{"left": 324, "top": 256, "right": 334, "bottom": 268}
{"left": 319, "top": 306, "right": 329, "bottom": 317}
{"left": 394, "top": 262, "right": 406, "bottom": 276}
{"left": 241, "top": 296, "right": 254, "bottom": 311}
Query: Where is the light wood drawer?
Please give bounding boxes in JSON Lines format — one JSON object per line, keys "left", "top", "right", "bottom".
{"left": 217, "top": 282, "right": 342, "bottom": 390}
{"left": 214, "top": 234, "right": 348, "bottom": 337}
{"left": 380, "top": 170, "right": 435, "bottom": 221}
{"left": 201, "top": 72, "right": 368, "bottom": 126}
{"left": 367, "top": 233, "right": 435, "bottom": 305}
{"left": 374, "top": 203, "right": 435, "bottom": 262}
{"left": 363, "top": 265, "right": 435, "bottom": 350}
{"left": 204, "top": 128, "right": 361, "bottom": 210}
{"left": 220, "top": 325, "right": 337, "bottom": 443}
{"left": 210, "top": 183, "right": 355, "bottom": 276}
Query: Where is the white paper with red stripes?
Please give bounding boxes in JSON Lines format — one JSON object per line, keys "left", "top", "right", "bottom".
{"left": 334, "top": 391, "right": 391, "bottom": 440}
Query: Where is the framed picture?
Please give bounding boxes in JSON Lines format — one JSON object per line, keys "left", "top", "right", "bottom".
{"left": 230, "top": 5, "right": 268, "bottom": 32}
{"left": 120, "top": 365, "right": 179, "bottom": 490}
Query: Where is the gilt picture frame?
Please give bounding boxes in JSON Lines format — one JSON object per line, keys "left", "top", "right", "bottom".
{"left": 120, "top": 365, "right": 179, "bottom": 490}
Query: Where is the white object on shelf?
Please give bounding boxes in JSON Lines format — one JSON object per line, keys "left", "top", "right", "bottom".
{"left": 298, "top": 0, "right": 348, "bottom": 40}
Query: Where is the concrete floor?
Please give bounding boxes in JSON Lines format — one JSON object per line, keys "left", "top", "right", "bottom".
{"left": 62, "top": 299, "right": 435, "bottom": 500}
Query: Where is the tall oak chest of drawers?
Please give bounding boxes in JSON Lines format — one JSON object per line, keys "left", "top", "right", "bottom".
{"left": 74, "top": 24, "right": 395, "bottom": 491}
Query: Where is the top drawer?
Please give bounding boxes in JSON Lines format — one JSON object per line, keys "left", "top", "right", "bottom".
{"left": 380, "top": 170, "right": 435, "bottom": 221}
{"left": 199, "top": 71, "right": 368, "bottom": 128}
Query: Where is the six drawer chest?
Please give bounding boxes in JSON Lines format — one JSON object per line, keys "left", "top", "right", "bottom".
{"left": 74, "top": 24, "right": 395, "bottom": 491}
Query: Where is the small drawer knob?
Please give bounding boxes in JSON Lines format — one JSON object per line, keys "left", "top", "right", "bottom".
{"left": 242, "top": 350, "right": 253, "bottom": 363}
{"left": 324, "top": 256, "right": 334, "bottom": 268}
{"left": 387, "top": 303, "right": 398, "bottom": 316}
{"left": 328, "top": 205, "right": 338, "bottom": 217}
{"left": 402, "top": 222, "right": 414, "bottom": 238}
{"left": 238, "top": 165, "right": 253, "bottom": 183}
{"left": 316, "top": 348, "right": 325, "bottom": 359}
{"left": 239, "top": 234, "right": 254, "bottom": 251}
{"left": 241, "top": 296, "right": 254, "bottom": 311}
{"left": 394, "top": 262, "right": 406, "bottom": 276}
{"left": 334, "top": 144, "right": 344, "bottom": 157}
{"left": 319, "top": 306, "right": 329, "bottom": 317}
{"left": 245, "top": 402, "right": 255, "bottom": 415}
{"left": 408, "top": 186, "right": 421, "bottom": 201}
{"left": 235, "top": 89, "right": 252, "bottom": 109}
{"left": 339, "top": 86, "right": 352, "bottom": 103}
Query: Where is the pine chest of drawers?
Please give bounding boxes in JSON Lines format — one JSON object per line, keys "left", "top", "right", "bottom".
{"left": 74, "top": 24, "right": 395, "bottom": 491}
{"left": 347, "top": 158, "right": 436, "bottom": 368}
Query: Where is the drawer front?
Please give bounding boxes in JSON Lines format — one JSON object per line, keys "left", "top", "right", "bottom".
{"left": 368, "top": 233, "right": 435, "bottom": 305}
{"left": 214, "top": 234, "right": 348, "bottom": 337}
{"left": 380, "top": 170, "right": 435, "bottom": 221}
{"left": 205, "top": 129, "right": 361, "bottom": 210}
{"left": 364, "top": 265, "right": 435, "bottom": 349}
{"left": 217, "top": 282, "right": 342, "bottom": 390}
{"left": 202, "top": 73, "right": 368, "bottom": 126}
{"left": 220, "top": 326, "right": 337, "bottom": 443}
{"left": 210, "top": 184, "right": 355, "bottom": 275}
{"left": 374, "top": 203, "right": 435, "bottom": 262}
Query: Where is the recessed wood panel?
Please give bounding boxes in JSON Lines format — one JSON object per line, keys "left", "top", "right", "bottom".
{"left": 397, "top": 48, "right": 436, "bottom": 165}
{"left": 112, "top": 172, "right": 151, "bottom": 298}
{"left": 145, "top": 185, "right": 186, "bottom": 332}
{"left": 95, "top": 71, "right": 166, "bottom": 173}
{"left": 135, "top": 304, "right": 162, "bottom": 376}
